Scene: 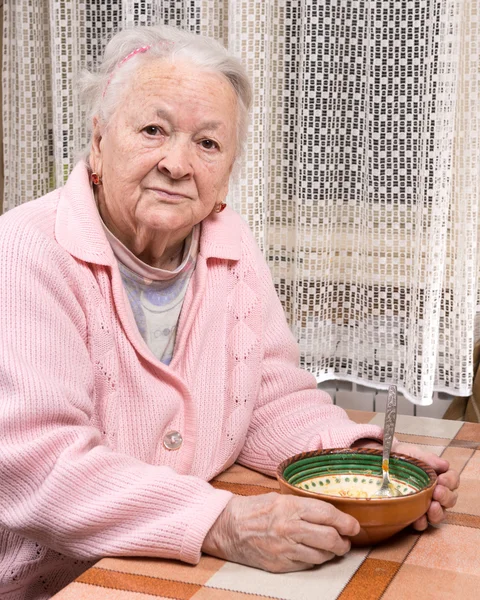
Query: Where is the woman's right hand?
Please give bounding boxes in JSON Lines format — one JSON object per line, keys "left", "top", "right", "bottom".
{"left": 201, "top": 492, "right": 359, "bottom": 573}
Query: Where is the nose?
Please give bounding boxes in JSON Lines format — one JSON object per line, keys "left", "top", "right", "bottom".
{"left": 157, "top": 138, "right": 193, "bottom": 180}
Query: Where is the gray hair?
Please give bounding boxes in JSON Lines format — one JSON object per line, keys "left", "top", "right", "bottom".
{"left": 78, "top": 25, "right": 252, "bottom": 165}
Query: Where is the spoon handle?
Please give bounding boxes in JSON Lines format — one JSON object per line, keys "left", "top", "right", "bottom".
{"left": 383, "top": 385, "right": 398, "bottom": 464}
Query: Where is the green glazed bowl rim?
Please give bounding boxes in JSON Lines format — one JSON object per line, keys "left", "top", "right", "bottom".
{"left": 277, "top": 448, "right": 438, "bottom": 501}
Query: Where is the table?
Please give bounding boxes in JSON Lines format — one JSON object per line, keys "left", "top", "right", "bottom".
{"left": 52, "top": 411, "right": 480, "bottom": 600}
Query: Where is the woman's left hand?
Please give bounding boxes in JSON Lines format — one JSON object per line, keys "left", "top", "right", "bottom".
{"left": 352, "top": 439, "right": 460, "bottom": 529}
{"left": 393, "top": 442, "right": 460, "bottom": 530}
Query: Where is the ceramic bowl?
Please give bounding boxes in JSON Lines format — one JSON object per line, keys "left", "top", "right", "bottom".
{"left": 277, "top": 448, "right": 437, "bottom": 546}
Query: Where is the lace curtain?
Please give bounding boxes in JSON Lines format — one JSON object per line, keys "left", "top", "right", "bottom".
{"left": 3, "top": 0, "right": 479, "bottom": 405}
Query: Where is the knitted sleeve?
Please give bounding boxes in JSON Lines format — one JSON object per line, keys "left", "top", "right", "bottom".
{"left": 0, "top": 211, "right": 231, "bottom": 564}
{"left": 236, "top": 227, "right": 384, "bottom": 477}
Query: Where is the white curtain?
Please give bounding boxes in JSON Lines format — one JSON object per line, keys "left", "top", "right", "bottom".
{"left": 3, "top": 0, "right": 479, "bottom": 405}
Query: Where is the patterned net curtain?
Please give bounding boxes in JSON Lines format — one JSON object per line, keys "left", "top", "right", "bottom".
{"left": 3, "top": 0, "right": 479, "bottom": 405}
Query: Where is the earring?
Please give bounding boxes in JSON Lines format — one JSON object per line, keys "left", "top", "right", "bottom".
{"left": 214, "top": 202, "right": 227, "bottom": 213}
{"left": 91, "top": 172, "right": 102, "bottom": 186}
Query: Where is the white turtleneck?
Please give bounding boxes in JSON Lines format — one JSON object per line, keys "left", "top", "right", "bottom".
{"left": 102, "top": 222, "right": 200, "bottom": 365}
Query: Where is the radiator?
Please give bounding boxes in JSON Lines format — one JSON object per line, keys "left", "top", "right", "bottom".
{"left": 318, "top": 381, "right": 454, "bottom": 418}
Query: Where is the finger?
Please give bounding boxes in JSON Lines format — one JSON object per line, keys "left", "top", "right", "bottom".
{"left": 272, "top": 560, "right": 314, "bottom": 574}
{"left": 290, "top": 523, "right": 352, "bottom": 557}
{"left": 427, "top": 455, "right": 449, "bottom": 474}
{"left": 437, "top": 470, "right": 460, "bottom": 492}
{"left": 426, "top": 500, "right": 445, "bottom": 524}
{"left": 411, "top": 514, "right": 428, "bottom": 531}
{"left": 433, "top": 484, "right": 458, "bottom": 509}
{"left": 298, "top": 499, "right": 360, "bottom": 537}
{"left": 287, "top": 545, "right": 337, "bottom": 568}
{"left": 412, "top": 500, "right": 448, "bottom": 529}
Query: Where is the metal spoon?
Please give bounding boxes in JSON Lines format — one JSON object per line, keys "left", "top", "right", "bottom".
{"left": 374, "top": 385, "right": 401, "bottom": 498}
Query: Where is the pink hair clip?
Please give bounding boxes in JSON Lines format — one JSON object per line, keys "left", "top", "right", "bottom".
{"left": 102, "top": 41, "right": 173, "bottom": 98}
{"left": 118, "top": 45, "right": 152, "bottom": 66}
{"left": 103, "top": 45, "right": 151, "bottom": 97}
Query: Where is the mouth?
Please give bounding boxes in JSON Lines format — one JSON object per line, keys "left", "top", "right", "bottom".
{"left": 149, "top": 188, "right": 189, "bottom": 201}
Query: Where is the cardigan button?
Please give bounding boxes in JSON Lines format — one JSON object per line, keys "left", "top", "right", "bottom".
{"left": 163, "top": 430, "right": 183, "bottom": 450}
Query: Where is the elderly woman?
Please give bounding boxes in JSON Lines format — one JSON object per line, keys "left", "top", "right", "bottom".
{"left": 0, "top": 25, "right": 458, "bottom": 599}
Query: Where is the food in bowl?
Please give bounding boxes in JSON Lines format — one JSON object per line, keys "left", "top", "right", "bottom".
{"left": 295, "top": 473, "right": 418, "bottom": 498}
{"left": 277, "top": 448, "right": 437, "bottom": 546}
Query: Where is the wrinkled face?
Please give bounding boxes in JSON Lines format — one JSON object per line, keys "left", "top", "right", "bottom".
{"left": 90, "top": 59, "right": 238, "bottom": 246}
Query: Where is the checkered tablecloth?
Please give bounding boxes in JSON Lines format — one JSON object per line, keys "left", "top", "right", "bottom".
{"left": 52, "top": 411, "right": 480, "bottom": 600}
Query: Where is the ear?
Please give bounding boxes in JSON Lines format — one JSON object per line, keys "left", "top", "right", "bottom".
{"left": 89, "top": 116, "right": 104, "bottom": 175}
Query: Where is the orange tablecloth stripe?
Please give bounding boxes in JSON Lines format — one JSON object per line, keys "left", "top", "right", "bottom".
{"left": 338, "top": 558, "right": 401, "bottom": 600}
{"left": 443, "top": 513, "right": 480, "bottom": 529}
{"left": 76, "top": 567, "right": 202, "bottom": 599}
{"left": 210, "top": 481, "right": 275, "bottom": 496}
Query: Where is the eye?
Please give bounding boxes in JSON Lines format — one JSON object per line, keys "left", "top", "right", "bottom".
{"left": 143, "top": 125, "right": 163, "bottom": 136}
{"left": 199, "top": 139, "right": 219, "bottom": 150}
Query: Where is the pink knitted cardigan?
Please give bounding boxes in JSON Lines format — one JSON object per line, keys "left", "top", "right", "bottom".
{"left": 0, "top": 163, "right": 383, "bottom": 598}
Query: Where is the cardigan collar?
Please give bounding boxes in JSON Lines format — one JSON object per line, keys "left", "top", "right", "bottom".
{"left": 55, "top": 162, "right": 242, "bottom": 267}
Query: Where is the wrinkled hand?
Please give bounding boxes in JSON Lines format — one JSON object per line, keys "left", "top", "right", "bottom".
{"left": 393, "top": 442, "right": 460, "bottom": 530}
{"left": 202, "top": 492, "right": 360, "bottom": 573}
